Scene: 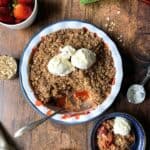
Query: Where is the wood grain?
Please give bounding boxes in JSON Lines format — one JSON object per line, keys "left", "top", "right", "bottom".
{"left": 0, "top": 0, "right": 149, "bottom": 150}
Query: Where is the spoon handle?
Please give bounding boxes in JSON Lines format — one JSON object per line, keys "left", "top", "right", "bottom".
{"left": 14, "top": 108, "right": 63, "bottom": 138}
{"left": 141, "top": 66, "right": 150, "bottom": 86}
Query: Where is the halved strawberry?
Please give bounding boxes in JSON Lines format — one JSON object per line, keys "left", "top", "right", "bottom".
{"left": 13, "top": 4, "right": 32, "bottom": 20}
{"left": 15, "top": 18, "right": 22, "bottom": 24}
{"left": 17, "top": 0, "right": 33, "bottom": 5}
{"left": 0, "top": 0, "right": 10, "bottom": 7}
{"left": 0, "top": 15, "right": 15, "bottom": 24}
{"left": 0, "top": 7, "right": 10, "bottom": 16}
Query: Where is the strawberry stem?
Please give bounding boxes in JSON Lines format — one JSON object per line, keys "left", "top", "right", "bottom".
{"left": 13, "top": 0, "right": 17, "bottom": 7}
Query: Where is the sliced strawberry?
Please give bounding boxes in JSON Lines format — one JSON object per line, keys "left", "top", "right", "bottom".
{"left": 99, "top": 126, "right": 108, "bottom": 136}
{"left": 17, "top": 0, "right": 33, "bottom": 5}
{"left": 0, "top": 7, "right": 10, "bottom": 16}
{"left": 0, "top": 15, "right": 15, "bottom": 24}
{"left": 13, "top": 4, "right": 32, "bottom": 20}
{"left": 0, "top": 0, "right": 10, "bottom": 7}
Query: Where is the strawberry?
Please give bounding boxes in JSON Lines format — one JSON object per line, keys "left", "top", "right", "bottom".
{"left": 0, "top": 7, "right": 10, "bottom": 16}
{"left": 15, "top": 18, "right": 22, "bottom": 24}
{"left": 13, "top": 4, "right": 32, "bottom": 20}
{"left": 0, "top": 0, "right": 10, "bottom": 6}
{"left": 17, "top": 0, "right": 33, "bottom": 5}
{"left": 0, "top": 15, "right": 15, "bottom": 24}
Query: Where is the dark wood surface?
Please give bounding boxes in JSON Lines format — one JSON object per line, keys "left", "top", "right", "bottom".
{"left": 0, "top": 0, "right": 150, "bottom": 149}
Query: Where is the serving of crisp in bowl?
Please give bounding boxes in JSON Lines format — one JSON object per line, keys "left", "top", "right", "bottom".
{"left": 19, "top": 20, "right": 123, "bottom": 124}
{"left": 91, "top": 113, "right": 146, "bottom": 150}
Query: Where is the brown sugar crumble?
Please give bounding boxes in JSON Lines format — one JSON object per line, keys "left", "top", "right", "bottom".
{"left": 29, "top": 28, "right": 115, "bottom": 110}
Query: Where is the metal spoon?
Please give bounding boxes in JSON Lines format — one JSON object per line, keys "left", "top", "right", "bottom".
{"left": 14, "top": 97, "right": 76, "bottom": 138}
{"left": 127, "top": 66, "right": 150, "bottom": 104}
{"left": 14, "top": 108, "right": 64, "bottom": 138}
{"left": 14, "top": 95, "right": 92, "bottom": 138}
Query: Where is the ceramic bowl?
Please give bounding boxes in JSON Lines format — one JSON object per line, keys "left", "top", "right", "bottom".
{"left": 19, "top": 20, "right": 123, "bottom": 125}
{"left": 0, "top": 0, "right": 38, "bottom": 30}
{"left": 91, "top": 112, "right": 146, "bottom": 150}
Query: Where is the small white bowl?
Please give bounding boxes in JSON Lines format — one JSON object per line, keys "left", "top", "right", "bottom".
{"left": 0, "top": 0, "right": 38, "bottom": 30}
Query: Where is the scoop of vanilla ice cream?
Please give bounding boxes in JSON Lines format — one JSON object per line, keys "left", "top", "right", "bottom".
{"left": 113, "top": 117, "right": 131, "bottom": 136}
{"left": 47, "top": 55, "right": 74, "bottom": 76}
{"left": 71, "top": 48, "right": 96, "bottom": 70}
{"left": 59, "top": 45, "right": 76, "bottom": 59}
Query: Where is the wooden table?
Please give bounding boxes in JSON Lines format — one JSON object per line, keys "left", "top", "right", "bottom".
{"left": 0, "top": 0, "right": 150, "bottom": 149}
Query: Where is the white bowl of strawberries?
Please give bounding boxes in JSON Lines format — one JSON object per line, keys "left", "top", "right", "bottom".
{"left": 0, "top": 0, "right": 38, "bottom": 29}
